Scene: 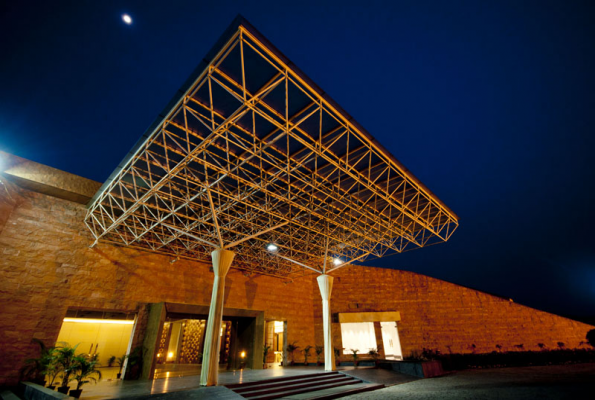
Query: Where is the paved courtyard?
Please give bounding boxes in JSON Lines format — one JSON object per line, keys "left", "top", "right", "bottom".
{"left": 344, "top": 363, "right": 595, "bottom": 400}
{"left": 74, "top": 363, "right": 595, "bottom": 399}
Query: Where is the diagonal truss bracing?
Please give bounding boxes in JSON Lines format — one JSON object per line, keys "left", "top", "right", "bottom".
{"left": 85, "top": 22, "right": 459, "bottom": 277}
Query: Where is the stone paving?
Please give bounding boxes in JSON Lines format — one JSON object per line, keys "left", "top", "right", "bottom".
{"left": 70, "top": 363, "right": 595, "bottom": 399}
{"left": 81, "top": 367, "right": 334, "bottom": 399}
{"left": 340, "top": 367, "right": 418, "bottom": 386}
{"left": 79, "top": 365, "right": 413, "bottom": 399}
{"left": 343, "top": 363, "right": 595, "bottom": 400}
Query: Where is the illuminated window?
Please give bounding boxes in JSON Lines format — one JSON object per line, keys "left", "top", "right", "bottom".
{"left": 340, "top": 322, "right": 377, "bottom": 354}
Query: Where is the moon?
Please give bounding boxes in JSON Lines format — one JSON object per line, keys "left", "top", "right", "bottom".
{"left": 122, "top": 14, "right": 132, "bottom": 25}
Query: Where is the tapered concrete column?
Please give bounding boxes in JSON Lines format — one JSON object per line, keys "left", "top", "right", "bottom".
{"left": 200, "top": 249, "right": 235, "bottom": 386}
{"left": 317, "top": 274, "right": 335, "bottom": 371}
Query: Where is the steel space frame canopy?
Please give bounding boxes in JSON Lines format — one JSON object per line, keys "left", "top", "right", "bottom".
{"left": 85, "top": 17, "right": 459, "bottom": 277}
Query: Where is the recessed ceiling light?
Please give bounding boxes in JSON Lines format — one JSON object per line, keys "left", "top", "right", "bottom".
{"left": 267, "top": 243, "right": 278, "bottom": 252}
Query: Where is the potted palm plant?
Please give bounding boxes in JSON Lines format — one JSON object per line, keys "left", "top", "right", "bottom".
{"left": 69, "top": 355, "right": 102, "bottom": 398}
{"left": 263, "top": 345, "right": 271, "bottom": 369}
{"left": 334, "top": 347, "right": 341, "bottom": 366}
{"left": 45, "top": 359, "right": 62, "bottom": 390}
{"left": 116, "top": 354, "right": 127, "bottom": 379}
{"left": 107, "top": 355, "right": 116, "bottom": 368}
{"left": 286, "top": 342, "right": 299, "bottom": 366}
{"left": 303, "top": 345, "right": 313, "bottom": 366}
{"left": 350, "top": 349, "right": 359, "bottom": 367}
{"left": 55, "top": 343, "right": 79, "bottom": 394}
{"left": 315, "top": 346, "right": 324, "bottom": 366}
{"left": 21, "top": 338, "right": 56, "bottom": 386}
{"left": 369, "top": 347, "right": 380, "bottom": 368}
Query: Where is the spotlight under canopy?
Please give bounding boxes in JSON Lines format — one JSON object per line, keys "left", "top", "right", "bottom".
{"left": 267, "top": 244, "right": 279, "bottom": 252}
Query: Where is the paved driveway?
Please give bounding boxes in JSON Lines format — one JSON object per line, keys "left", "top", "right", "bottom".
{"left": 343, "top": 363, "right": 595, "bottom": 399}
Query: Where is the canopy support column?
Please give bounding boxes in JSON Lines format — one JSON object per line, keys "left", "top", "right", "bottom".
{"left": 317, "top": 274, "right": 335, "bottom": 371}
{"left": 200, "top": 249, "right": 235, "bottom": 386}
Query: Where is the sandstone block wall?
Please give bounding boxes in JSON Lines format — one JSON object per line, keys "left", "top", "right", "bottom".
{"left": 0, "top": 180, "right": 316, "bottom": 386}
{"left": 314, "top": 266, "right": 594, "bottom": 359}
{"left": 2, "top": 160, "right": 594, "bottom": 386}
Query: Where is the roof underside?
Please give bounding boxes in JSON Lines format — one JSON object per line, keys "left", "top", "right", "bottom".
{"left": 85, "top": 17, "right": 459, "bottom": 277}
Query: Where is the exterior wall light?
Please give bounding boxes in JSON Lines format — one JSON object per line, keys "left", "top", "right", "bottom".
{"left": 333, "top": 258, "right": 342, "bottom": 266}
{"left": 267, "top": 244, "right": 278, "bottom": 252}
{"left": 240, "top": 351, "right": 246, "bottom": 358}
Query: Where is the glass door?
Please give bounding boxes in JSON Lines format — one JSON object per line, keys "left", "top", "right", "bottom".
{"left": 380, "top": 321, "right": 403, "bottom": 360}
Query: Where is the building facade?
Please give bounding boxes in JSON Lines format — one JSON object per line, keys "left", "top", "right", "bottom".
{"left": 0, "top": 151, "right": 592, "bottom": 386}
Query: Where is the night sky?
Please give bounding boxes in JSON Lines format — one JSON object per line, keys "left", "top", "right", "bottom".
{"left": 1, "top": 1, "right": 594, "bottom": 319}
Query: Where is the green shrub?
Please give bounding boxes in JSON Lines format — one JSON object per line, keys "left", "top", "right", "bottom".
{"left": 437, "top": 348, "right": 595, "bottom": 371}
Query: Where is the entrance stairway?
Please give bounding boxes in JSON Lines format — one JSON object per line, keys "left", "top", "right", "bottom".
{"left": 225, "top": 371, "right": 384, "bottom": 399}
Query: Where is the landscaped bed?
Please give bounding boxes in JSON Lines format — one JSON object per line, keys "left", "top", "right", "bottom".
{"left": 437, "top": 348, "right": 595, "bottom": 370}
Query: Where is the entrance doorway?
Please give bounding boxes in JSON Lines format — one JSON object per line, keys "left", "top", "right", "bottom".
{"left": 264, "top": 320, "right": 286, "bottom": 367}
{"left": 155, "top": 317, "right": 231, "bottom": 378}
{"left": 380, "top": 321, "right": 403, "bottom": 360}
{"left": 154, "top": 312, "right": 258, "bottom": 378}
{"left": 144, "top": 303, "right": 265, "bottom": 379}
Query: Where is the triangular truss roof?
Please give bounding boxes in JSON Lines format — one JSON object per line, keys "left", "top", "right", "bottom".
{"left": 85, "top": 16, "right": 459, "bottom": 277}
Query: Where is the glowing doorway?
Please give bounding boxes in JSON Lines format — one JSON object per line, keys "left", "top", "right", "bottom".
{"left": 380, "top": 321, "right": 403, "bottom": 360}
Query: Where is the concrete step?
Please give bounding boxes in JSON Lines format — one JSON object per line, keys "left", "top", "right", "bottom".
{"left": 238, "top": 377, "right": 360, "bottom": 398}
{"left": 234, "top": 374, "right": 354, "bottom": 395}
{"left": 226, "top": 372, "right": 339, "bottom": 389}
{"left": 226, "top": 372, "right": 379, "bottom": 400}
{"left": 283, "top": 383, "right": 385, "bottom": 399}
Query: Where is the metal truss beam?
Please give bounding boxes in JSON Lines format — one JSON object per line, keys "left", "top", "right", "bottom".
{"left": 85, "top": 23, "right": 459, "bottom": 277}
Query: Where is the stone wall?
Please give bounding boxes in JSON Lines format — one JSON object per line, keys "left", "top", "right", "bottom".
{"left": 2, "top": 160, "right": 594, "bottom": 386}
{"left": 315, "top": 266, "right": 594, "bottom": 360}
{"left": 0, "top": 179, "right": 316, "bottom": 386}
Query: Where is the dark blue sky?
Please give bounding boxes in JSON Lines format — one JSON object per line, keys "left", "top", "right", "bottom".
{"left": 1, "top": 1, "right": 594, "bottom": 318}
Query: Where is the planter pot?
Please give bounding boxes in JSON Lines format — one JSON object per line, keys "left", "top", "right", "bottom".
{"left": 117, "top": 373, "right": 122, "bottom": 379}
{"left": 386, "top": 360, "right": 444, "bottom": 378}
{"left": 69, "top": 389, "right": 83, "bottom": 399}
{"left": 47, "top": 385, "right": 56, "bottom": 391}
{"left": 317, "top": 361, "right": 322, "bottom": 366}
{"left": 304, "top": 362, "right": 308, "bottom": 366}
{"left": 57, "top": 386, "right": 70, "bottom": 394}
{"left": 421, "top": 360, "right": 444, "bottom": 378}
